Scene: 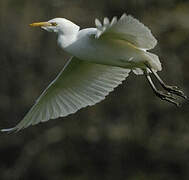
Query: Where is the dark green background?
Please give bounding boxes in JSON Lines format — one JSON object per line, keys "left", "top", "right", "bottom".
{"left": 0, "top": 0, "right": 189, "bottom": 179}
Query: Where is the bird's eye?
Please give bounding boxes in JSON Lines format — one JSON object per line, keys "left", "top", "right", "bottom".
{"left": 51, "top": 22, "right": 57, "bottom": 26}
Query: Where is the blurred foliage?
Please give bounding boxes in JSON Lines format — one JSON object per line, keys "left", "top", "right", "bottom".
{"left": 0, "top": 0, "right": 189, "bottom": 180}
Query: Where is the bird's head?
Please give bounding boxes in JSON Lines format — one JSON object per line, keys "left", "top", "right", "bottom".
{"left": 30, "top": 18, "right": 80, "bottom": 35}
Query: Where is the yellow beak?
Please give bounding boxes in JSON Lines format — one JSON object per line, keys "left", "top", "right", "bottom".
{"left": 29, "top": 22, "right": 52, "bottom": 27}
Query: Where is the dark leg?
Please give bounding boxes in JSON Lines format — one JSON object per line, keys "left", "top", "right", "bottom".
{"left": 144, "top": 71, "right": 180, "bottom": 107}
{"left": 148, "top": 68, "right": 187, "bottom": 99}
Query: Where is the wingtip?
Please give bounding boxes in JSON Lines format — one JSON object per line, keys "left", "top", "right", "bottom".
{"left": 110, "top": 16, "right": 117, "bottom": 26}
{"left": 120, "top": 13, "right": 127, "bottom": 20}
{"left": 95, "top": 18, "right": 102, "bottom": 28}
{"left": 1, "top": 127, "right": 16, "bottom": 133}
{"left": 103, "top": 17, "right": 110, "bottom": 25}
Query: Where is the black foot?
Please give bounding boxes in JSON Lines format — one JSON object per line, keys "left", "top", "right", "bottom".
{"left": 163, "top": 85, "right": 187, "bottom": 99}
{"left": 145, "top": 70, "right": 186, "bottom": 107}
{"left": 155, "top": 90, "right": 180, "bottom": 107}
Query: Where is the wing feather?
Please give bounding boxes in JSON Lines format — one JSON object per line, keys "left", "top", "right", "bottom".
{"left": 2, "top": 57, "right": 130, "bottom": 131}
{"left": 95, "top": 13, "right": 157, "bottom": 50}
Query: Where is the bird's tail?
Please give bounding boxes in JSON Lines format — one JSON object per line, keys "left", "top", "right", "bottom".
{"left": 132, "top": 52, "right": 162, "bottom": 75}
{"left": 145, "top": 52, "right": 162, "bottom": 72}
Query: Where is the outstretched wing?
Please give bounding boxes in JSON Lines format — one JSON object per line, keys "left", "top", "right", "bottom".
{"left": 2, "top": 57, "right": 130, "bottom": 131}
{"left": 95, "top": 13, "right": 157, "bottom": 50}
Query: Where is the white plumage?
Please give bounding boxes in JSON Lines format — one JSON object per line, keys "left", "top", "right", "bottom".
{"left": 8, "top": 58, "right": 130, "bottom": 131}
{"left": 95, "top": 14, "right": 157, "bottom": 50}
{"left": 2, "top": 13, "right": 186, "bottom": 132}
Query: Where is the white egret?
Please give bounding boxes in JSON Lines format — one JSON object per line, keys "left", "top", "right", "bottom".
{"left": 2, "top": 13, "right": 186, "bottom": 132}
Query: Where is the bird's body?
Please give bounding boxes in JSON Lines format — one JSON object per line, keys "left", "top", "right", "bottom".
{"left": 62, "top": 28, "right": 149, "bottom": 70}
{"left": 55, "top": 17, "right": 161, "bottom": 73}
{"left": 2, "top": 13, "right": 186, "bottom": 132}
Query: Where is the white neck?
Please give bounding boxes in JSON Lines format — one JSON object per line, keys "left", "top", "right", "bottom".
{"left": 57, "top": 22, "right": 80, "bottom": 49}
{"left": 57, "top": 32, "right": 78, "bottom": 49}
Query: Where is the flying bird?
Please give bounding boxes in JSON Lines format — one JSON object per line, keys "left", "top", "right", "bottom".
{"left": 2, "top": 13, "right": 187, "bottom": 132}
